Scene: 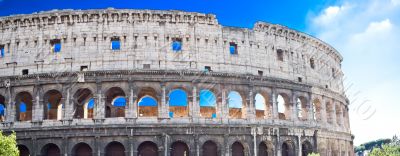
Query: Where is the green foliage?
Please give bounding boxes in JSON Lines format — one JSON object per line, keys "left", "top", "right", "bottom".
{"left": 0, "top": 131, "right": 19, "bottom": 156}
{"left": 307, "top": 152, "right": 320, "bottom": 156}
{"left": 369, "top": 144, "right": 400, "bottom": 156}
{"left": 354, "top": 138, "right": 391, "bottom": 152}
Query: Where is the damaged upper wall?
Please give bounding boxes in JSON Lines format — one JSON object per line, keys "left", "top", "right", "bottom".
{"left": 0, "top": 9, "right": 345, "bottom": 94}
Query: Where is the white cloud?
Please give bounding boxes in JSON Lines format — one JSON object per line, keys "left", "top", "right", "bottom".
{"left": 308, "top": 0, "right": 400, "bottom": 145}
{"left": 312, "top": 5, "right": 348, "bottom": 27}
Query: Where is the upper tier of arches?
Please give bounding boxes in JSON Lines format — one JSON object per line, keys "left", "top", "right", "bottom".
{"left": 0, "top": 9, "right": 344, "bottom": 93}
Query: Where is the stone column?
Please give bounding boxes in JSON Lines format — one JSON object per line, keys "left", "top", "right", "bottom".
{"left": 332, "top": 102, "right": 337, "bottom": 126}
{"left": 271, "top": 89, "right": 278, "bottom": 119}
{"left": 63, "top": 87, "right": 73, "bottom": 120}
{"left": 6, "top": 87, "right": 15, "bottom": 122}
{"left": 247, "top": 89, "right": 255, "bottom": 120}
{"left": 224, "top": 134, "right": 229, "bottom": 156}
{"left": 308, "top": 93, "right": 314, "bottom": 122}
{"left": 126, "top": 82, "right": 137, "bottom": 119}
{"left": 321, "top": 97, "right": 327, "bottom": 125}
{"left": 221, "top": 89, "right": 228, "bottom": 120}
{"left": 33, "top": 85, "right": 43, "bottom": 121}
{"left": 298, "top": 135, "right": 302, "bottom": 156}
{"left": 159, "top": 84, "right": 169, "bottom": 118}
{"left": 192, "top": 85, "right": 200, "bottom": 118}
{"left": 94, "top": 82, "right": 104, "bottom": 120}
{"left": 291, "top": 92, "right": 298, "bottom": 121}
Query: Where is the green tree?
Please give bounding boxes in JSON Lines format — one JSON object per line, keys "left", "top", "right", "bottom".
{"left": 0, "top": 131, "right": 19, "bottom": 156}
{"left": 308, "top": 153, "right": 320, "bottom": 156}
{"left": 369, "top": 144, "right": 400, "bottom": 156}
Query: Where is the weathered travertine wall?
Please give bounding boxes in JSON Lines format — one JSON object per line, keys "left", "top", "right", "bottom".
{"left": 0, "top": 9, "right": 353, "bottom": 156}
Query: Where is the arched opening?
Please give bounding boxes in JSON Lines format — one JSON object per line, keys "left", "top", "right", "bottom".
{"left": 168, "top": 89, "right": 188, "bottom": 118}
{"left": 202, "top": 140, "right": 218, "bottom": 156}
{"left": 228, "top": 91, "right": 244, "bottom": 119}
{"left": 41, "top": 143, "right": 61, "bottom": 156}
{"left": 258, "top": 142, "right": 273, "bottom": 156}
{"left": 105, "top": 141, "right": 125, "bottom": 156}
{"left": 84, "top": 98, "right": 95, "bottom": 119}
{"left": 15, "top": 92, "right": 33, "bottom": 121}
{"left": 301, "top": 141, "right": 313, "bottom": 156}
{"left": 255, "top": 93, "right": 270, "bottom": 119}
{"left": 199, "top": 90, "right": 216, "bottom": 118}
{"left": 137, "top": 87, "right": 158, "bottom": 117}
{"left": 138, "top": 141, "right": 158, "bottom": 156}
{"left": 105, "top": 87, "right": 126, "bottom": 118}
{"left": 17, "top": 145, "right": 30, "bottom": 156}
{"left": 326, "top": 102, "right": 334, "bottom": 124}
{"left": 170, "top": 141, "right": 189, "bottom": 156}
{"left": 0, "top": 95, "right": 6, "bottom": 122}
{"left": 73, "top": 88, "right": 94, "bottom": 119}
{"left": 0, "top": 95, "right": 5, "bottom": 122}
{"left": 72, "top": 142, "right": 92, "bottom": 156}
{"left": 296, "top": 96, "right": 308, "bottom": 121}
{"left": 281, "top": 141, "right": 295, "bottom": 156}
{"left": 335, "top": 104, "right": 342, "bottom": 126}
{"left": 277, "top": 93, "right": 290, "bottom": 120}
{"left": 44, "top": 90, "right": 63, "bottom": 120}
{"left": 312, "top": 99, "right": 322, "bottom": 122}
{"left": 231, "top": 142, "right": 244, "bottom": 156}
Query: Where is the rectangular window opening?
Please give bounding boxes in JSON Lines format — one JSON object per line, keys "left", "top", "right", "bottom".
{"left": 310, "top": 58, "right": 315, "bottom": 69}
{"left": 258, "top": 70, "right": 263, "bottom": 76}
{"left": 0, "top": 45, "right": 4, "bottom": 58}
{"left": 229, "top": 42, "right": 238, "bottom": 55}
{"left": 204, "top": 66, "right": 211, "bottom": 72}
{"left": 111, "top": 37, "right": 121, "bottom": 50}
{"left": 172, "top": 38, "right": 182, "bottom": 51}
{"left": 298, "top": 77, "right": 302, "bottom": 82}
{"left": 277, "top": 49, "right": 284, "bottom": 61}
{"left": 22, "top": 69, "right": 29, "bottom": 75}
{"left": 80, "top": 66, "right": 88, "bottom": 71}
{"left": 143, "top": 64, "right": 150, "bottom": 69}
{"left": 50, "top": 39, "right": 61, "bottom": 53}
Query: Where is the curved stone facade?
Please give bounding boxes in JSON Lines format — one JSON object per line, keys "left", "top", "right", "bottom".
{"left": 0, "top": 9, "right": 353, "bottom": 156}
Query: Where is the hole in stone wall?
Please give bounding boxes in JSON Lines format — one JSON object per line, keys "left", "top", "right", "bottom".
{"left": 277, "top": 49, "right": 284, "bottom": 61}
{"left": 258, "top": 70, "right": 263, "bottom": 76}
{"left": 111, "top": 37, "right": 120, "bottom": 50}
{"left": 22, "top": 69, "right": 29, "bottom": 75}
{"left": 80, "top": 66, "right": 88, "bottom": 71}
{"left": 50, "top": 39, "right": 61, "bottom": 53}
{"left": 229, "top": 42, "right": 238, "bottom": 55}
{"left": 204, "top": 66, "right": 211, "bottom": 72}
{"left": 143, "top": 64, "right": 150, "bottom": 69}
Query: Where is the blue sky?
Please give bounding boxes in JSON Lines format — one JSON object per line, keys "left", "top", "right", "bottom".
{"left": 1, "top": 0, "right": 399, "bottom": 145}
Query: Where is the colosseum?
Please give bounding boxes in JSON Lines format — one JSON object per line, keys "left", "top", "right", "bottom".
{"left": 0, "top": 8, "right": 353, "bottom": 156}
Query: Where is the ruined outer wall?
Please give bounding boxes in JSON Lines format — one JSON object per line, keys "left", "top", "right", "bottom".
{"left": 0, "top": 8, "right": 343, "bottom": 93}
{"left": 0, "top": 9, "right": 353, "bottom": 156}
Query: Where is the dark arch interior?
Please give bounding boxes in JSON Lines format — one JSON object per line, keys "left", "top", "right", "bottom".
{"left": 41, "top": 143, "right": 61, "bottom": 156}
{"left": 73, "top": 88, "right": 93, "bottom": 119}
{"left": 281, "top": 141, "right": 295, "bottom": 156}
{"left": 105, "top": 87, "right": 126, "bottom": 118}
{"left": 137, "top": 141, "right": 158, "bottom": 156}
{"left": 258, "top": 142, "right": 272, "bottom": 156}
{"left": 202, "top": 141, "right": 218, "bottom": 156}
{"left": 72, "top": 143, "right": 93, "bottom": 156}
{"left": 44, "top": 90, "right": 62, "bottom": 120}
{"left": 231, "top": 142, "right": 244, "bottom": 156}
{"left": 301, "top": 141, "right": 313, "bottom": 156}
{"left": 15, "top": 92, "right": 33, "bottom": 121}
{"left": 105, "top": 142, "right": 125, "bottom": 156}
{"left": 18, "top": 145, "right": 30, "bottom": 156}
{"left": 170, "top": 141, "right": 189, "bottom": 156}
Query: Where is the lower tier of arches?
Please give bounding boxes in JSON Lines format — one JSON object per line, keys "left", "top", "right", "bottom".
{"left": 4, "top": 125, "right": 354, "bottom": 156}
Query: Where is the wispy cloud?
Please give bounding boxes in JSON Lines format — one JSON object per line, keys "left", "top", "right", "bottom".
{"left": 308, "top": 0, "right": 400, "bottom": 145}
